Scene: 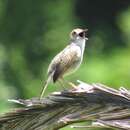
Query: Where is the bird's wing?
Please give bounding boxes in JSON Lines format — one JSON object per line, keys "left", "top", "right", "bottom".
{"left": 48, "top": 45, "right": 81, "bottom": 82}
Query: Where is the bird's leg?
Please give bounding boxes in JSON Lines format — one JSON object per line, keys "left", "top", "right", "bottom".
{"left": 61, "top": 77, "right": 77, "bottom": 89}
{"left": 58, "top": 78, "right": 66, "bottom": 90}
{"left": 68, "top": 82, "right": 77, "bottom": 89}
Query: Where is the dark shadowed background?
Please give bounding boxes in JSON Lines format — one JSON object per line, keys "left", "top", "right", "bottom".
{"left": 0, "top": 0, "right": 130, "bottom": 129}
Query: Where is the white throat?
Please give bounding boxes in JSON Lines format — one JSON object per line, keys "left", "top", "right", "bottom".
{"left": 73, "top": 38, "right": 86, "bottom": 56}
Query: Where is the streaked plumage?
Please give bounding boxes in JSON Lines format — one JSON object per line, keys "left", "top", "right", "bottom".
{"left": 40, "top": 28, "right": 88, "bottom": 98}
{"left": 48, "top": 44, "right": 81, "bottom": 82}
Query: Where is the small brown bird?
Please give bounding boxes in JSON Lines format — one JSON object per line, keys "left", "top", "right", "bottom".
{"left": 40, "top": 28, "right": 88, "bottom": 98}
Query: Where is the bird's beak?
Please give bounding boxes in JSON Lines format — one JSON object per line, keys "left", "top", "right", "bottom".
{"left": 83, "top": 29, "right": 88, "bottom": 32}
{"left": 85, "top": 37, "right": 88, "bottom": 40}
{"left": 83, "top": 29, "right": 88, "bottom": 40}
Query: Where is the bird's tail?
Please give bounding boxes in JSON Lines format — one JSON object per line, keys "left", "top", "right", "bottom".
{"left": 40, "top": 76, "right": 51, "bottom": 99}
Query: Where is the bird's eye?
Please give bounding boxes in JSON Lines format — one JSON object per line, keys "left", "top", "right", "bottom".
{"left": 72, "top": 31, "right": 76, "bottom": 35}
{"left": 79, "top": 32, "right": 84, "bottom": 37}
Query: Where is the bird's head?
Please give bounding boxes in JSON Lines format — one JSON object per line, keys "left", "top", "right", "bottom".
{"left": 70, "top": 28, "right": 88, "bottom": 41}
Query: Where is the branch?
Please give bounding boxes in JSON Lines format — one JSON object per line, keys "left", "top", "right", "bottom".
{"left": 0, "top": 80, "right": 130, "bottom": 130}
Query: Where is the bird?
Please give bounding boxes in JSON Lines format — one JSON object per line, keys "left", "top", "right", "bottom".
{"left": 40, "top": 28, "right": 88, "bottom": 98}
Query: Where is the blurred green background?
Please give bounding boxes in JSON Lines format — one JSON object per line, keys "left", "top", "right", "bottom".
{"left": 0, "top": 0, "right": 130, "bottom": 129}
